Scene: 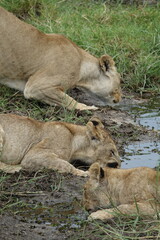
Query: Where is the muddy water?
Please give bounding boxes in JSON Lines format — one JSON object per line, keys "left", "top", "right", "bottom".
{"left": 18, "top": 200, "right": 86, "bottom": 231}
{"left": 120, "top": 97, "right": 160, "bottom": 168}
{"left": 122, "top": 141, "right": 159, "bottom": 168}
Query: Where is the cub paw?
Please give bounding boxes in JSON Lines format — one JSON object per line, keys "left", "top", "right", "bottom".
{"left": 88, "top": 210, "right": 113, "bottom": 221}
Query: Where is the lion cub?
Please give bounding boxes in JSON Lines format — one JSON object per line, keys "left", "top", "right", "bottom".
{"left": 83, "top": 163, "right": 160, "bottom": 220}
{"left": 0, "top": 114, "right": 120, "bottom": 176}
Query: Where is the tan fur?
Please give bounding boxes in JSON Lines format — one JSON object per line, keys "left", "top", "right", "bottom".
{"left": 0, "top": 114, "right": 120, "bottom": 176}
{"left": 83, "top": 163, "right": 160, "bottom": 220}
{"left": 0, "top": 7, "right": 121, "bottom": 111}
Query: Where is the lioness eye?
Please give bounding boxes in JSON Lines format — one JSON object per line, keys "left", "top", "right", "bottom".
{"left": 110, "top": 150, "right": 115, "bottom": 156}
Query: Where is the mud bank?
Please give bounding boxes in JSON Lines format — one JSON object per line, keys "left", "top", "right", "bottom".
{"left": 0, "top": 90, "right": 160, "bottom": 240}
{"left": 0, "top": 171, "right": 87, "bottom": 240}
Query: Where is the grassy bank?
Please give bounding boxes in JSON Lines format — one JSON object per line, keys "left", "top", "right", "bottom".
{"left": 0, "top": 1, "right": 160, "bottom": 240}
{"left": 1, "top": 0, "right": 160, "bottom": 94}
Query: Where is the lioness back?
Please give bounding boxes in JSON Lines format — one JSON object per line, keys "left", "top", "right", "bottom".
{"left": 0, "top": 7, "right": 80, "bottom": 84}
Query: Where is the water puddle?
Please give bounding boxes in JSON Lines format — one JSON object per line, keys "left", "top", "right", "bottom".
{"left": 122, "top": 141, "right": 160, "bottom": 168}
{"left": 120, "top": 97, "right": 160, "bottom": 168}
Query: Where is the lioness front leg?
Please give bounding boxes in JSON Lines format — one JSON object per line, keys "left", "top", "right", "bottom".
{"left": 88, "top": 202, "right": 157, "bottom": 221}
{"left": 21, "top": 141, "right": 88, "bottom": 177}
{"left": 24, "top": 75, "right": 97, "bottom": 111}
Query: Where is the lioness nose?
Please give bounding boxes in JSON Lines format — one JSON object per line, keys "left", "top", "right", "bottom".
{"left": 107, "top": 162, "right": 119, "bottom": 168}
{"left": 113, "top": 99, "right": 119, "bottom": 103}
{"left": 113, "top": 93, "right": 121, "bottom": 103}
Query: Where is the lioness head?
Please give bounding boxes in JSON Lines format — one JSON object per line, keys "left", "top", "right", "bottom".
{"left": 83, "top": 163, "right": 110, "bottom": 211}
{"left": 71, "top": 117, "right": 121, "bottom": 169}
{"left": 79, "top": 55, "right": 121, "bottom": 106}
{"left": 98, "top": 55, "right": 121, "bottom": 104}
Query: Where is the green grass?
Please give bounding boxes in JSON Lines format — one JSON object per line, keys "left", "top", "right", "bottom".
{"left": 0, "top": 85, "right": 92, "bottom": 123}
{"left": 0, "top": 169, "right": 64, "bottom": 213}
{"left": 79, "top": 217, "right": 160, "bottom": 240}
{"left": 1, "top": 0, "right": 160, "bottom": 93}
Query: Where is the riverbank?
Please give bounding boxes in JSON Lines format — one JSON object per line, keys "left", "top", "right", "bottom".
{"left": 0, "top": 1, "right": 160, "bottom": 239}
{"left": 0, "top": 87, "right": 159, "bottom": 239}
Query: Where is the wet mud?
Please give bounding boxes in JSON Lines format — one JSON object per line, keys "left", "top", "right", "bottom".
{"left": 0, "top": 89, "right": 160, "bottom": 239}
{"left": 0, "top": 171, "right": 87, "bottom": 240}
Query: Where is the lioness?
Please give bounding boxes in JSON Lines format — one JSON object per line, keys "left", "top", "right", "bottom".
{"left": 0, "top": 114, "right": 120, "bottom": 176}
{"left": 83, "top": 163, "right": 160, "bottom": 220}
{"left": 0, "top": 7, "right": 121, "bottom": 111}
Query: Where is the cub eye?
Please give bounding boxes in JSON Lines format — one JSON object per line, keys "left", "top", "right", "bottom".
{"left": 91, "top": 136, "right": 97, "bottom": 141}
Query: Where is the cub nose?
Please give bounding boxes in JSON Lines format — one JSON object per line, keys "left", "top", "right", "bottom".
{"left": 107, "top": 162, "right": 119, "bottom": 168}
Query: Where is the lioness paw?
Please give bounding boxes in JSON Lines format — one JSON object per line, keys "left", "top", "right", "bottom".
{"left": 86, "top": 105, "right": 98, "bottom": 111}
{"left": 77, "top": 103, "right": 98, "bottom": 111}
{"left": 75, "top": 169, "right": 89, "bottom": 177}
{"left": 0, "top": 162, "right": 22, "bottom": 173}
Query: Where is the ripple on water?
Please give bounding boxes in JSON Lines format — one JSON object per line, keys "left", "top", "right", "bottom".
{"left": 122, "top": 141, "right": 160, "bottom": 168}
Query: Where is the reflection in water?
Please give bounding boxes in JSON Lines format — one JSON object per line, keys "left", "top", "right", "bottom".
{"left": 137, "top": 111, "right": 160, "bottom": 130}
{"left": 122, "top": 141, "right": 160, "bottom": 168}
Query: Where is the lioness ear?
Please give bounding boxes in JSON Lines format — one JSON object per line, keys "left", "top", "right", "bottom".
{"left": 87, "top": 117, "right": 104, "bottom": 140}
{"left": 87, "top": 117, "right": 104, "bottom": 129}
{"left": 99, "top": 55, "right": 115, "bottom": 72}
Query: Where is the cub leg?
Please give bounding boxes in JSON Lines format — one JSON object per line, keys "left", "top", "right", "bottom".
{"left": 24, "top": 75, "right": 97, "bottom": 111}
{"left": 88, "top": 202, "right": 158, "bottom": 221}
{"left": 21, "top": 139, "right": 88, "bottom": 177}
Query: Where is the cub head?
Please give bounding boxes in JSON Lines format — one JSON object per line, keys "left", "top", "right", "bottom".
{"left": 83, "top": 163, "right": 110, "bottom": 211}
{"left": 71, "top": 117, "right": 121, "bottom": 169}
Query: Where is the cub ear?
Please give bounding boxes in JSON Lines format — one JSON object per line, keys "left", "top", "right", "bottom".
{"left": 99, "top": 55, "right": 115, "bottom": 72}
{"left": 89, "top": 163, "right": 104, "bottom": 182}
